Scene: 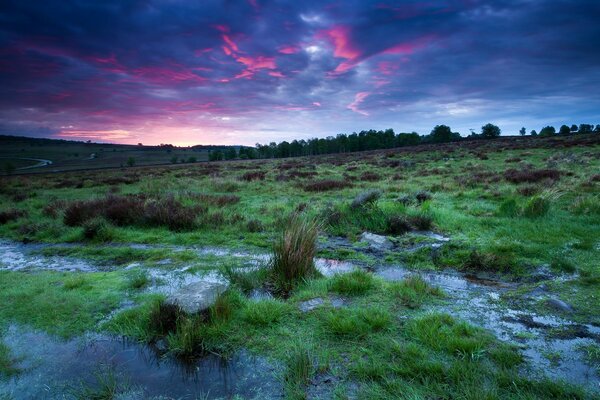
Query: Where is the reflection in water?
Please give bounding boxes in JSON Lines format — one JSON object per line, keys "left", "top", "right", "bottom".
{"left": 1, "top": 326, "right": 281, "bottom": 400}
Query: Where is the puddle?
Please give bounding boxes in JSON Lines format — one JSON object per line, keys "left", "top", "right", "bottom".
{"left": 0, "top": 241, "right": 103, "bottom": 272}
{"left": 1, "top": 239, "right": 599, "bottom": 392}
{"left": 0, "top": 325, "right": 282, "bottom": 400}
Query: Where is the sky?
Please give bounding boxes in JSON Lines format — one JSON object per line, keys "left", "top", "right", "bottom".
{"left": 0, "top": 0, "right": 599, "bottom": 146}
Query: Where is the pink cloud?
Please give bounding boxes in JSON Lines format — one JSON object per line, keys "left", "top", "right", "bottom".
{"left": 347, "top": 91, "right": 370, "bottom": 116}
{"left": 278, "top": 45, "right": 300, "bottom": 54}
{"left": 312, "top": 101, "right": 321, "bottom": 107}
{"left": 269, "top": 71, "right": 285, "bottom": 78}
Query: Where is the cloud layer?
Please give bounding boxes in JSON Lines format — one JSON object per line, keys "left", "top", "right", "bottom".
{"left": 0, "top": 0, "right": 599, "bottom": 145}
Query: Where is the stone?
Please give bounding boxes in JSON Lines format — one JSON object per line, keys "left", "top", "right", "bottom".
{"left": 545, "top": 298, "right": 574, "bottom": 314}
{"left": 359, "top": 232, "right": 393, "bottom": 252}
{"left": 166, "top": 280, "right": 228, "bottom": 314}
{"left": 299, "top": 296, "right": 346, "bottom": 313}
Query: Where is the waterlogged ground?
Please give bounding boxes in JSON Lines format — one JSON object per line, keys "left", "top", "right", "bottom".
{"left": 1, "top": 233, "right": 599, "bottom": 398}
{"left": 1, "top": 135, "right": 599, "bottom": 399}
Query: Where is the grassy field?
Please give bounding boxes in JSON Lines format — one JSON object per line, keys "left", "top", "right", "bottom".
{"left": 0, "top": 136, "right": 210, "bottom": 174}
{"left": 0, "top": 134, "right": 599, "bottom": 399}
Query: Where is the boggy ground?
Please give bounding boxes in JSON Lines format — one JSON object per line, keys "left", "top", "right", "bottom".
{"left": 0, "top": 134, "right": 599, "bottom": 399}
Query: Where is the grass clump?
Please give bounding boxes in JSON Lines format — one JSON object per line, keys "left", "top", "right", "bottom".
{"left": 322, "top": 307, "right": 392, "bottom": 338}
{"left": 243, "top": 299, "right": 289, "bottom": 326}
{"left": 283, "top": 345, "right": 314, "bottom": 399}
{"left": 0, "top": 340, "right": 19, "bottom": 378}
{"left": 329, "top": 270, "right": 375, "bottom": 296}
{"left": 269, "top": 215, "right": 319, "bottom": 294}
{"left": 389, "top": 275, "right": 444, "bottom": 309}
{"left": 126, "top": 270, "right": 149, "bottom": 290}
{"left": 522, "top": 194, "right": 551, "bottom": 218}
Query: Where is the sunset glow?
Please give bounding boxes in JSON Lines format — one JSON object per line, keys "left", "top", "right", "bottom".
{"left": 0, "top": 1, "right": 599, "bottom": 145}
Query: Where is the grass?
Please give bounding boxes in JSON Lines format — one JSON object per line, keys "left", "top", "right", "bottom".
{"left": 0, "top": 134, "right": 598, "bottom": 398}
{"left": 269, "top": 214, "right": 320, "bottom": 294}
{"left": 0, "top": 339, "right": 18, "bottom": 378}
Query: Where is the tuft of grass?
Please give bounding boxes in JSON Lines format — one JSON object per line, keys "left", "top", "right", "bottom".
{"left": 70, "top": 366, "right": 128, "bottom": 400}
{"left": 283, "top": 345, "right": 314, "bottom": 399}
{"left": 322, "top": 307, "right": 392, "bottom": 338}
{"left": 166, "top": 316, "right": 205, "bottom": 357}
{"left": 221, "top": 264, "right": 268, "bottom": 294}
{"left": 550, "top": 256, "right": 576, "bottom": 274}
{"left": 243, "top": 299, "right": 289, "bottom": 326}
{"left": 329, "top": 270, "right": 375, "bottom": 296}
{"left": 0, "top": 340, "right": 19, "bottom": 378}
{"left": 389, "top": 275, "right": 443, "bottom": 309}
{"left": 126, "top": 270, "right": 149, "bottom": 290}
{"left": 148, "top": 300, "right": 185, "bottom": 338}
{"left": 210, "top": 290, "right": 244, "bottom": 322}
{"left": 522, "top": 195, "right": 551, "bottom": 218}
{"left": 270, "top": 215, "right": 319, "bottom": 293}
{"left": 63, "top": 274, "right": 88, "bottom": 290}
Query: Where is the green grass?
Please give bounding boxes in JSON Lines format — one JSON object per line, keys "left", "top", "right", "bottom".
{"left": 0, "top": 135, "right": 598, "bottom": 398}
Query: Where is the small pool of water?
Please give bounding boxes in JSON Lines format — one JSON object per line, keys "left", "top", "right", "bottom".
{"left": 1, "top": 326, "right": 282, "bottom": 399}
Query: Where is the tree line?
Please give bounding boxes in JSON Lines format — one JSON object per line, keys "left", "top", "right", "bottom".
{"left": 208, "top": 122, "right": 600, "bottom": 160}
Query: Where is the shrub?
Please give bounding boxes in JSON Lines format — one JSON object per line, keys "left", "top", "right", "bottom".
{"left": 329, "top": 270, "right": 375, "bottom": 296}
{"left": 246, "top": 219, "right": 264, "bottom": 232}
{"left": 415, "top": 191, "right": 432, "bottom": 203}
{"left": 504, "top": 169, "right": 560, "bottom": 184}
{"left": 406, "top": 212, "right": 433, "bottom": 230}
{"left": 303, "top": 180, "right": 352, "bottom": 192}
{"left": 270, "top": 215, "right": 319, "bottom": 293}
{"left": 351, "top": 189, "right": 382, "bottom": 208}
{"left": 386, "top": 215, "right": 412, "bottom": 234}
{"left": 0, "top": 209, "right": 27, "bottom": 225}
{"left": 240, "top": 171, "right": 266, "bottom": 181}
{"left": 82, "top": 217, "right": 113, "bottom": 241}
{"left": 359, "top": 172, "right": 381, "bottom": 182}
{"left": 461, "top": 250, "right": 515, "bottom": 273}
{"left": 142, "top": 196, "right": 199, "bottom": 231}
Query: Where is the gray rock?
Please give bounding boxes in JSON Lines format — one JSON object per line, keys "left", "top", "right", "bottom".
{"left": 545, "top": 298, "right": 574, "bottom": 314}
{"left": 299, "top": 297, "right": 346, "bottom": 313}
{"left": 166, "top": 280, "right": 228, "bottom": 314}
{"left": 359, "top": 232, "right": 393, "bottom": 252}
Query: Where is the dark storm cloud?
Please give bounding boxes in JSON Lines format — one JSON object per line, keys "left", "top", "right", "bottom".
{"left": 0, "top": 0, "right": 598, "bottom": 144}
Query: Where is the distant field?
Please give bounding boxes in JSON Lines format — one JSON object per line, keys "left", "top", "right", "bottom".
{"left": 0, "top": 137, "right": 209, "bottom": 174}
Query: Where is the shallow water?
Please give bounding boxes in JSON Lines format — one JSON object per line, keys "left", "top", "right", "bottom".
{"left": 1, "top": 326, "right": 281, "bottom": 400}
{"left": 1, "top": 238, "right": 599, "bottom": 392}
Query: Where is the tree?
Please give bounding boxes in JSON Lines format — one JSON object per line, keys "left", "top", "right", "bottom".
{"left": 429, "top": 125, "right": 454, "bottom": 143}
{"left": 481, "top": 123, "right": 501, "bottom": 138}
{"left": 539, "top": 126, "right": 556, "bottom": 137}
{"left": 126, "top": 157, "right": 135, "bottom": 167}
{"left": 224, "top": 147, "right": 237, "bottom": 160}
{"left": 579, "top": 124, "right": 593, "bottom": 133}
{"left": 530, "top": 130, "right": 537, "bottom": 136}
{"left": 559, "top": 125, "right": 570, "bottom": 135}
{"left": 570, "top": 124, "right": 578, "bottom": 133}
{"left": 519, "top": 127, "right": 526, "bottom": 136}
{"left": 187, "top": 156, "right": 197, "bottom": 163}
{"left": 209, "top": 150, "right": 224, "bottom": 161}
{"left": 595, "top": 125, "right": 600, "bottom": 133}
{"left": 2, "top": 162, "right": 15, "bottom": 175}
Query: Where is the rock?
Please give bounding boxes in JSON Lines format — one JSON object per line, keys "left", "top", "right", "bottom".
{"left": 359, "top": 232, "right": 393, "bottom": 252}
{"left": 545, "top": 298, "right": 574, "bottom": 314}
{"left": 299, "top": 297, "right": 346, "bottom": 313}
{"left": 166, "top": 280, "right": 228, "bottom": 314}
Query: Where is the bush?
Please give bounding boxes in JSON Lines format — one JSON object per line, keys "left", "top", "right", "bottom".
{"left": 504, "top": 169, "right": 560, "bottom": 184}
{"left": 240, "top": 171, "right": 266, "bottom": 181}
{"left": 386, "top": 215, "right": 412, "bottom": 234}
{"left": 0, "top": 209, "right": 27, "bottom": 225}
{"left": 270, "top": 215, "right": 319, "bottom": 293}
{"left": 303, "top": 180, "right": 352, "bottom": 192}
{"left": 82, "top": 217, "right": 113, "bottom": 241}
{"left": 246, "top": 219, "right": 264, "bottom": 232}
{"left": 415, "top": 191, "right": 432, "bottom": 203}
{"left": 351, "top": 189, "right": 382, "bottom": 208}
{"left": 143, "top": 196, "right": 199, "bottom": 231}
